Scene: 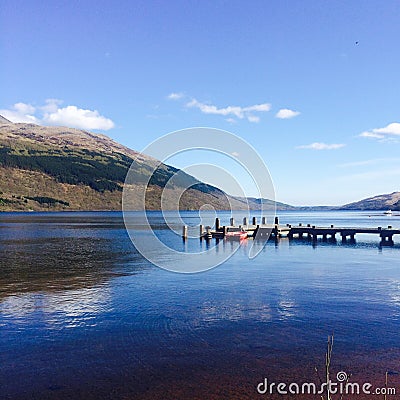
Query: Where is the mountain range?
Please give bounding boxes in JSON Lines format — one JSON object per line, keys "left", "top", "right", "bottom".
{"left": 339, "top": 192, "right": 400, "bottom": 211}
{"left": 0, "top": 116, "right": 292, "bottom": 211}
{"left": 0, "top": 115, "right": 398, "bottom": 212}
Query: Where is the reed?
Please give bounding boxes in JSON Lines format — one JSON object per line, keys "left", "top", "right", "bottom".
{"left": 315, "top": 334, "right": 350, "bottom": 400}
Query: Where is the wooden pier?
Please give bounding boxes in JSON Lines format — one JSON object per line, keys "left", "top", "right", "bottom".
{"left": 182, "top": 217, "right": 400, "bottom": 246}
{"left": 286, "top": 224, "right": 399, "bottom": 245}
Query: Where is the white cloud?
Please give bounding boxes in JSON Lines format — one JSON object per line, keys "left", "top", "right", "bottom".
{"left": 359, "top": 131, "right": 385, "bottom": 139}
{"left": 14, "top": 102, "right": 36, "bottom": 114}
{"left": 186, "top": 98, "right": 271, "bottom": 123}
{"left": 167, "top": 92, "right": 185, "bottom": 100}
{"left": 0, "top": 100, "right": 115, "bottom": 130}
{"left": 297, "top": 142, "right": 345, "bottom": 150}
{"left": 40, "top": 98, "right": 63, "bottom": 113}
{"left": 43, "top": 106, "right": 114, "bottom": 130}
{"left": 247, "top": 115, "right": 260, "bottom": 123}
{"left": 275, "top": 108, "right": 300, "bottom": 119}
{"left": 243, "top": 104, "right": 271, "bottom": 112}
{"left": 360, "top": 122, "right": 400, "bottom": 140}
{"left": 231, "top": 151, "right": 240, "bottom": 157}
{"left": 0, "top": 102, "right": 39, "bottom": 123}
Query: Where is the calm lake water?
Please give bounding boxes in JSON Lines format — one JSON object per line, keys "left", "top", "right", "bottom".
{"left": 1, "top": 211, "right": 400, "bottom": 399}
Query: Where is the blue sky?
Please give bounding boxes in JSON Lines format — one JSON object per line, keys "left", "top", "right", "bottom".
{"left": 1, "top": 0, "right": 400, "bottom": 205}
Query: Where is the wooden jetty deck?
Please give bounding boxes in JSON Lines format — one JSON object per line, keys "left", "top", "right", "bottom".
{"left": 182, "top": 217, "right": 400, "bottom": 246}
{"left": 285, "top": 224, "right": 400, "bottom": 244}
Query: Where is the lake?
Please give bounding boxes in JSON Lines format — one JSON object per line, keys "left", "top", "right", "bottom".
{"left": 1, "top": 211, "right": 400, "bottom": 399}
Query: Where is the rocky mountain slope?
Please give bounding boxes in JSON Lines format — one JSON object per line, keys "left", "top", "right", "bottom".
{"left": 0, "top": 117, "right": 292, "bottom": 211}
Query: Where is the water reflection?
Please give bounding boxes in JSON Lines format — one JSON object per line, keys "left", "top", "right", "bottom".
{"left": 0, "top": 237, "right": 130, "bottom": 296}
{"left": 199, "top": 299, "right": 273, "bottom": 323}
{"left": 387, "top": 279, "right": 400, "bottom": 316}
{"left": 0, "top": 285, "right": 112, "bottom": 328}
{"left": 0, "top": 213, "right": 145, "bottom": 300}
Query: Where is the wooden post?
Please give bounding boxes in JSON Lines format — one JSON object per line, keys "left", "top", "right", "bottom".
{"left": 252, "top": 216, "right": 257, "bottom": 225}
{"left": 182, "top": 225, "right": 188, "bottom": 239}
{"left": 230, "top": 217, "right": 235, "bottom": 226}
{"left": 215, "top": 218, "right": 220, "bottom": 230}
{"left": 274, "top": 216, "right": 279, "bottom": 225}
{"left": 262, "top": 217, "right": 266, "bottom": 225}
{"left": 199, "top": 224, "right": 204, "bottom": 237}
{"left": 243, "top": 217, "right": 248, "bottom": 226}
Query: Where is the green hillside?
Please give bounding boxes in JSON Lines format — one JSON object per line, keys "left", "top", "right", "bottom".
{"left": 0, "top": 119, "right": 286, "bottom": 211}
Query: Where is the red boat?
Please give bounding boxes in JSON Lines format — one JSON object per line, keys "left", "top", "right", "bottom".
{"left": 225, "top": 231, "right": 248, "bottom": 240}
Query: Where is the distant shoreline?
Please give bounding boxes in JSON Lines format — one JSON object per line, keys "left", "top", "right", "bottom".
{"left": 1, "top": 208, "right": 397, "bottom": 213}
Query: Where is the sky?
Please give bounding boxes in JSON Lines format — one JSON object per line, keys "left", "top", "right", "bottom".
{"left": 1, "top": 0, "right": 400, "bottom": 206}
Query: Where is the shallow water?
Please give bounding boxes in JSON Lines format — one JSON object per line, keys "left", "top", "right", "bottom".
{"left": 1, "top": 211, "right": 400, "bottom": 399}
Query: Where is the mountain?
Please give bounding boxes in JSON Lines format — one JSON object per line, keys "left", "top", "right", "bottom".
{"left": 340, "top": 192, "right": 400, "bottom": 210}
{"left": 0, "top": 117, "right": 294, "bottom": 211}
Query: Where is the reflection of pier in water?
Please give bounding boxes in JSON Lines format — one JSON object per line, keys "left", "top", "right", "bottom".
{"left": 182, "top": 217, "right": 400, "bottom": 247}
